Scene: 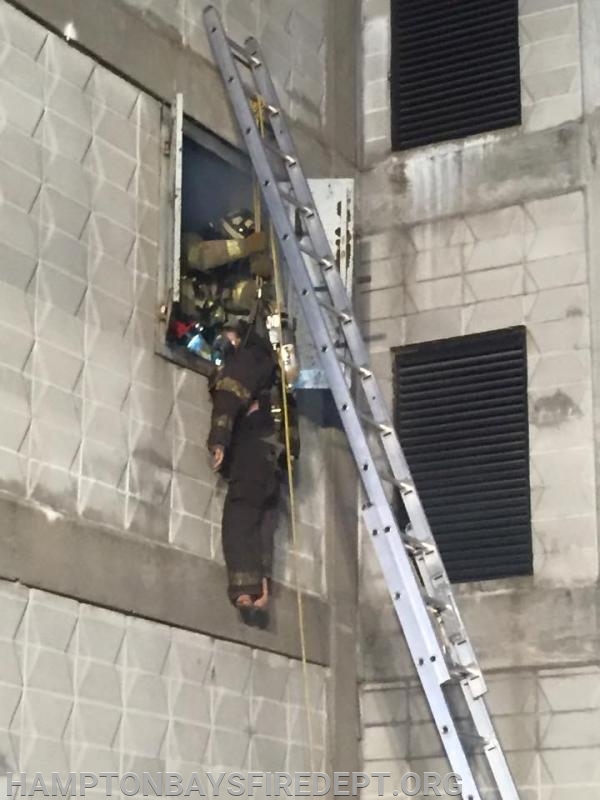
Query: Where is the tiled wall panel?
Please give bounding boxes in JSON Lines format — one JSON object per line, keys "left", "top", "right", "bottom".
{"left": 0, "top": 1, "right": 325, "bottom": 596}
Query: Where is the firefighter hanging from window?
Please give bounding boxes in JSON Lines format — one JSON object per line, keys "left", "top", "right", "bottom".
{"left": 207, "top": 315, "right": 298, "bottom": 614}
{"left": 169, "top": 203, "right": 300, "bottom": 614}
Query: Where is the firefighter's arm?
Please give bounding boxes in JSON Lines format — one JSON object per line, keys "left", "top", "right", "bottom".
{"left": 207, "top": 369, "right": 253, "bottom": 451}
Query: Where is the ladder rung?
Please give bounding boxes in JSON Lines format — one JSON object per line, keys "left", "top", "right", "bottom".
{"left": 424, "top": 594, "right": 450, "bottom": 613}
{"left": 460, "top": 730, "right": 491, "bottom": 747}
{"left": 263, "top": 138, "right": 297, "bottom": 166}
{"left": 242, "top": 85, "right": 280, "bottom": 115}
{"left": 450, "top": 664, "right": 480, "bottom": 681}
{"left": 403, "top": 534, "right": 436, "bottom": 555}
{"left": 226, "top": 37, "right": 261, "bottom": 68}
{"left": 232, "top": 50, "right": 251, "bottom": 68}
{"left": 483, "top": 738, "right": 502, "bottom": 752}
{"left": 380, "top": 473, "right": 414, "bottom": 494}
{"left": 317, "top": 299, "right": 353, "bottom": 324}
{"left": 299, "top": 244, "right": 335, "bottom": 270}
{"left": 356, "top": 410, "right": 393, "bottom": 436}
{"left": 279, "top": 189, "right": 315, "bottom": 218}
{"left": 405, "top": 525, "right": 436, "bottom": 551}
{"left": 337, "top": 355, "right": 372, "bottom": 379}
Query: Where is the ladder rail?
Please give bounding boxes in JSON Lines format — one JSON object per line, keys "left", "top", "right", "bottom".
{"left": 243, "top": 25, "right": 500, "bottom": 692}
{"left": 203, "top": 8, "right": 521, "bottom": 800}
{"left": 203, "top": 5, "right": 450, "bottom": 676}
{"left": 246, "top": 26, "right": 484, "bottom": 679}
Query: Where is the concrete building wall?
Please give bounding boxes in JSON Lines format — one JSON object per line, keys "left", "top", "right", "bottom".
{"left": 0, "top": 0, "right": 361, "bottom": 779}
{"left": 0, "top": 578, "right": 327, "bottom": 785}
{"left": 362, "top": 0, "right": 584, "bottom": 164}
{"left": 361, "top": 666, "right": 600, "bottom": 800}
{"left": 0, "top": 0, "right": 327, "bottom": 597}
{"left": 10, "top": 0, "right": 359, "bottom": 176}
{"left": 359, "top": 189, "right": 596, "bottom": 585}
{"left": 116, "top": 0, "right": 328, "bottom": 137}
{"left": 358, "top": 0, "right": 600, "bottom": 796}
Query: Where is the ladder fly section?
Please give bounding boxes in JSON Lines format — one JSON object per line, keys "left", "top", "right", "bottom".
{"left": 203, "top": 7, "right": 520, "bottom": 800}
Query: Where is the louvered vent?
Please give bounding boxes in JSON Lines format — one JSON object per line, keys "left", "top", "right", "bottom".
{"left": 390, "top": 0, "right": 521, "bottom": 151}
{"left": 394, "top": 327, "right": 532, "bottom": 583}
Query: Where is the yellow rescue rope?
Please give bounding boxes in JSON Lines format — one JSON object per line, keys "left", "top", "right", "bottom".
{"left": 252, "top": 96, "right": 315, "bottom": 772}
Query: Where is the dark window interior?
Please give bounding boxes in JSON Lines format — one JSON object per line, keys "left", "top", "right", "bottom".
{"left": 181, "top": 136, "right": 252, "bottom": 233}
{"left": 390, "top": 0, "right": 522, "bottom": 150}
{"left": 162, "top": 133, "right": 260, "bottom": 376}
{"left": 394, "top": 327, "right": 532, "bottom": 583}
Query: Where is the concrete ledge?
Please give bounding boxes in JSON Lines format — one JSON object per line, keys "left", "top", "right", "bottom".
{"left": 460, "top": 580, "right": 600, "bottom": 672}
{"left": 361, "top": 577, "right": 600, "bottom": 682}
{"left": 0, "top": 492, "right": 329, "bottom": 665}
{"left": 361, "top": 120, "right": 587, "bottom": 230}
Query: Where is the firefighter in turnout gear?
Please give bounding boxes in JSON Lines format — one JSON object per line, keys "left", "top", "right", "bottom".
{"left": 207, "top": 318, "right": 281, "bottom": 611}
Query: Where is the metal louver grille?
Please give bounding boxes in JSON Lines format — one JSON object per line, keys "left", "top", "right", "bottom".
{"left": 394, "top": 327, "right": 532, "bottom": 583}
{"left": 390, "top": 0, "right": 521, "bottom": 151}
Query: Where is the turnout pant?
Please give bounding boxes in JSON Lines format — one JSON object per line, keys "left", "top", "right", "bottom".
{"left": 221, "top": 421, "right": 280, "bottom": 604}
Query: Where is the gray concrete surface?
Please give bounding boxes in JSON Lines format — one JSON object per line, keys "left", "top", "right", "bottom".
{"left": 0, "top": 0, "right": 362, "bottom": 779}
{"left": 325, "top": 428, "right": 361, "bottom": 778}
{"left": 358, "top": 0, "right": 600, "bottom": 795}
{"left": 0, "top": 577, "right": 329, "bottom": 779}
{"left": 8, "top": 0, "right": 356, "bottom": 177}
{"left": 0, "top": 490, "right": 329, "bottom": 664}
{"left": 0, "top": 0, "right": 334, "bottom": 604}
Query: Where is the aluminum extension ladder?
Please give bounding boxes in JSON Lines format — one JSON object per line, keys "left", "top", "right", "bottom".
{"left": 203, "top": 7, "right": 520, "bottom": 800}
